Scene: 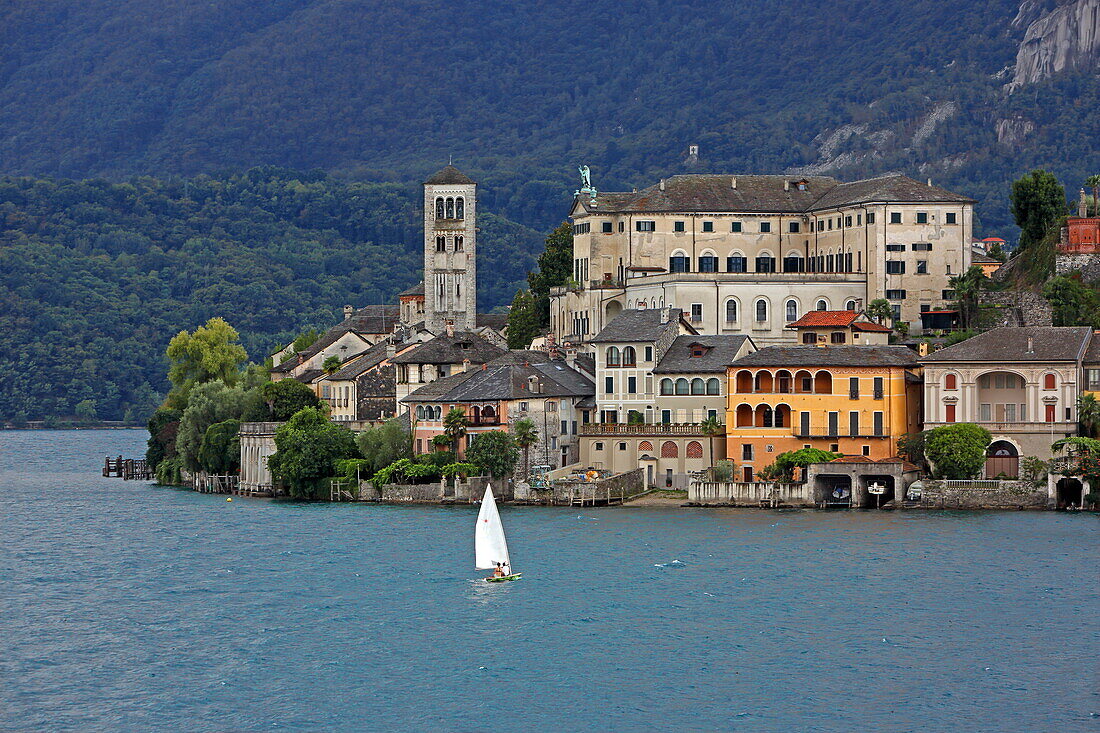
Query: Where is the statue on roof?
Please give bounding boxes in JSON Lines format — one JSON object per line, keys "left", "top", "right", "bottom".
{"left": 575, "top": 165, "right": 597, "bottom": 202}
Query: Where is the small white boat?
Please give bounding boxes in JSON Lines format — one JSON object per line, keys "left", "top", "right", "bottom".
{"left": 475, "top": 485, "right": 521, "bottom": 582}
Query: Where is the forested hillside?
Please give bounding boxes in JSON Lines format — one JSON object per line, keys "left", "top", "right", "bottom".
{"left": 0, "top": 0, "right": 1096, "bottom": 234}
{"left": 0, "top": 169, "right": 540, "bottom": 422}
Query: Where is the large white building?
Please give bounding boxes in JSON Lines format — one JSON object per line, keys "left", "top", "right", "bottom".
{"left": 551, "top": 173, "right": 974, "bottom": 346}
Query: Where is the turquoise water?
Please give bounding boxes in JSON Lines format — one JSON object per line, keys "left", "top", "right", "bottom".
{"left": 1, "top": 429, "right": 1097, "bottom": 732}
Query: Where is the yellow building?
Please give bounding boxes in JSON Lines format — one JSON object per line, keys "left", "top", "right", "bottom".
{"left": 725, "top": 345, "right": 922, "bottom": 481}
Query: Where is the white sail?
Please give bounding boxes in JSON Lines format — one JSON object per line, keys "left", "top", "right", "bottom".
{"left": 474, "top": 485, "right": 511, "bottom": 570}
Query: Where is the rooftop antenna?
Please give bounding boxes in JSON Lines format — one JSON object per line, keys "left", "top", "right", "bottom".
{"left": 449, "top": 154, "right": 453, "bottom": 165}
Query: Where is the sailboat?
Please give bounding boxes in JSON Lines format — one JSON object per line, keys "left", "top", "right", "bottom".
{"left": 475, "top": 485, "right": 521, "bottom": 583}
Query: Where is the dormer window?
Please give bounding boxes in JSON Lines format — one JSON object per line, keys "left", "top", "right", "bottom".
{"left": 689, "top": 343, "right": 709, "bottom": 358}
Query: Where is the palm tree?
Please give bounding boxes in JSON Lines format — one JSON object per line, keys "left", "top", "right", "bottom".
{"left": 443, "top": 407, "right": 468, "bottom": 455}
{"left": 700, "top": 414, "right": 724, "bottom": 473}
{"left": 949, "top": 265, "right": 988, "bottom": 329}
{"left": 1077, "top": 393, "right": 1100, "bottom": 438}
{"left": 512, "top": 418, "right": 539, "bottom": 479}
{"left": 1086, "top": 174, "right": 1100, "bottom": 217}
{"left": 322, "top": 355, "right": 341, "bottom": 374}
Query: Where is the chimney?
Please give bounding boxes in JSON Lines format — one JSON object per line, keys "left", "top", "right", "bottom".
{"left": 462, "top": 358, "right": 471, "bottom": 372}
{"left": 1026, "top": 336, "right": 1034, "bottom": 354}
{"left": 731, "top": 177, "right": 737, "bottom": 189}
{"left": 784, "top": 180, "right": 790, "bottom": 192}
{"left": 659, "top": 178, "right": 666, "bottom": 191}
{"left": 385, "top": 341, "right": 396, "bottom": 359}
{"left": 661, "top": 306, "right": 674, "bottom": 324}
{"left": 343, "top": 305, "right": 354, "bottom": 319}
{"left": 1080, "top": 189, "right": 1089, "bottom": 218}
{"left": 927, "top": 178, "right": 933, "bottom": 187}
{"left": 446, "top": 322, "right": 454, "bottom": 338}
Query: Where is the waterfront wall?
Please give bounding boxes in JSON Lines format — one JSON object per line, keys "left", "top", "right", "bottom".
{"left": 688, "top": 481, "right": 813, "bottom": 507}
{"left": 920, "top": 479, "right": 1049, "bottom": 509}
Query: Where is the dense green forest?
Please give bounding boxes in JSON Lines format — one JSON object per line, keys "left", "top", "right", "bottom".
{"left": 0, "top": 169, "right": 540, "bottom": 423}
{"left": 0, "top": 0, "right": 1095, "bottom": 234}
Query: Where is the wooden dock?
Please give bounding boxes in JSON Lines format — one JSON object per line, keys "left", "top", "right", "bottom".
{"left": 103, "top": 456, "right": 153, "bottom": 480}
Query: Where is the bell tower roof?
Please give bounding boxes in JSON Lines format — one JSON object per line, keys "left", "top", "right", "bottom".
{"left": 424, "top": 165, "right": 474, "bottom": 185}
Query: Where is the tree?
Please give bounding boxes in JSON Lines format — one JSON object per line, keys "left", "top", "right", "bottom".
{"left": 75, "top": 399, "right": 97, "bottom": 422}
{"left": 444, "top": 407, "right": 468, "bottom": 454}
{"left": 987, "top": 241, "right": 1007, "bottom": 262}
{"left": 292, "top": 329, "right": 321, "bottom": 354}
{"left": 1077, "top": 394, "right": 1100, "bottom": 438}
{"left": 146, "top": 407, "right": 182, "bottom": 471}
{"left": 165, "top": 317, "right": 248, "bottom": 407}
{"left": 1010, "top": 170, "right": 1066, "bottom": 250}
{"left": 700, "top": 415, "right": 724, "bottom": 468}
{"left": 924, "top": 423, "right": 991, "bottom": 479}
{"left": 770, "top": 447, "right": 841, "bottom": 482}
{"left": 506, "top": 290, "right": 540, "bottom": 349}
{"left": 944, "top": 329, "right": 975, "bottom": 346}
{"left": 1043, "top": 275, "right": 1100, "bottom": 327}
{"left": 267, "top": 407, "right": 358, "bottom": 499}
{"left": 322, "top": 355, "right": 342, "bottom": 374}
{"left": 198, "top": 419, "right": 241, "bottom": 474}
{"left": 896, "top": 432, "right": 928, "bottom": 473}
{"left": 513, "top": 418, "right": 538, "bottom": 478}
{"left": 949, "top": 265, "right": 988, "bottom": 329}
{"left": 175, "top": 380, "right": 250, "bottom": 473}
{"left": 526, "top": 222, "right": 574, "bottom": 328}
{"left": 866, "top": 298, "right": 893, "bottom": 324}
{"left": 357, "top": 418, "right": 411, "bottom": 472}
{"left": 252, "top": 379, "right": 324, "bottom": 421}
{"left": 466, "top": 430, "right": 520, "bottom": 479}
{"left": 1086, "top": 174, "right": 1100, "bottom": 217}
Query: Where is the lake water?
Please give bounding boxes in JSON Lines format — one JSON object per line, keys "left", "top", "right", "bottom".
{"left": 1, "top": 429, "right": 1097, "bottom": 732}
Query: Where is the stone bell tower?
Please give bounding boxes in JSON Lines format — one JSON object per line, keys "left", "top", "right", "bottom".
{"left": 423, "top": 165, "right": 477, "bottom": 333}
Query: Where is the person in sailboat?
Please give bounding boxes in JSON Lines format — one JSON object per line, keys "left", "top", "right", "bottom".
{"left": 492, "top": 562, "right": 505, "bottom": 578}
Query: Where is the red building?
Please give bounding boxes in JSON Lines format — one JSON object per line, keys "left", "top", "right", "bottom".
{"left": 1063, "top": 217, "right": 1100, "bottom": 253}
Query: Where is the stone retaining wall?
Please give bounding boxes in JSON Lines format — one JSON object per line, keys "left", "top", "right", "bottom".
{"left": 1055, "top": 253, "right": 1100, "bottom": 282}
{"left": 921, "top": 479, "right": 1049, "bottom": 509}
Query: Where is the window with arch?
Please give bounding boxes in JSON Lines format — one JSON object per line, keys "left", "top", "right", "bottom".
{"left": 699, "top": 252, "right": 718, "bottom": 272}
{"left": 455, "top": 235, "right": 464, "bottom": 252}
{"left": 816, "top": 299, "right": 828, "bottom": 311}
{"left": 675, "top": 378, "right": 689, "bottom": 395}
{"left": 661, "top": 441, "right": 678, "bottom": 458}
{"left": 1044, "top": 373, "right": 1057, "bottom": 390}
{"left": 416, "top": 406, "right": 424, "bottom": 420}
{"left": 445, "top": 197, "right": 455, "bottom": 219}
{"left": 686, "top": 441, "right": 703, "bottom": 459}
{"left": 706, "top": 378, "right": 720, "bottom": 395}
{"left": 725, "top": 299, "right": 738, "bottom": 322}
{"left": 435, "top": 198, "right": 445, "bottom": 219}
{"left": 660, "top": 378, "right": 674, "bottom": 395}
{"left": 945, "top": 373, "right": 958, "bottom": 390}
{"left": 622, "top": 346, "right": 637, "bottom": 367}
{"left": 755, "top": 299, "right": 768, "bottom": 322}
{"left": 669, "top": 252, "right": 691, "bottom": 273}
{"left": 727, "top": 253, "right": 748, "bottom": 273}
{"left": 639, "top": 440, "right": 653, "bottom": 451}
{"left": 606, "top": 346, "right": 621, "bottom": 367}
{"left": 455, "top": 197, "right": 464, "bottom": 219}
{"left": 785, "top": 300, "right": 798, "bottom": 322}
{"left": 845, "top": 300, "right": 857, "bottom": 311}
{"left": 436, "top": 236, "right": 446, "bottom": 252}
{"left": 691, "top": 378, "right": 705, "bottom": 395}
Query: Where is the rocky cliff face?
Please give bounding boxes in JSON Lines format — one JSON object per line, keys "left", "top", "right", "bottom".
{"left": 1011, "top": 0, "right": 1099, "bottom": 88}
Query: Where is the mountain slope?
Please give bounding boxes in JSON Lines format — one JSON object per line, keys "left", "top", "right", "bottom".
{"left": 0, "top": 0, "right": 1096, "bottom": 234}
{"left": 0, "top": 169, "right": 540, "bottom": 422}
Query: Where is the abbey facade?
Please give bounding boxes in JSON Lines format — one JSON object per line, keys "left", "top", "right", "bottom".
{"left": 550, "top": 174, "right": 974, "bottom": 346}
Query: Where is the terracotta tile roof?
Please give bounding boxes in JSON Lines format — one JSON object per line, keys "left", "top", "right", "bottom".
{"left": 852, "top": 321, "right": 892, "bottom": 333}
{"left": 786, "top": 311, "right": 860, "bottom": 328}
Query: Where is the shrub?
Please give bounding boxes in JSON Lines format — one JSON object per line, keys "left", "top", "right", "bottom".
{"left": 442, "top": 462, "right": 479, "bottom": 479}
{"left": 267, "top": 407, "right": 358, "bottom": 499}
{"left": 466, "top": 431, "right": 520, "bottom": 478}
{"left": 925, "top": 423, "right": 991, "bottom": 479}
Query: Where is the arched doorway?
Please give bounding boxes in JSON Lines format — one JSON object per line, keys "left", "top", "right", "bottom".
{"left": 985, "top": 440, "right": 1019, "bottom": 478}
{"left": 1056, "top": 477, "right": 1084, "bottom": 508}
{"left": 605, "top": 301, "right": 623, "bottom": 322}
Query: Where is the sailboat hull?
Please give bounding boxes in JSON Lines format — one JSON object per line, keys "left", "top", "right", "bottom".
{"left": 485, "top": 573, "right": 523, "bottom": 583}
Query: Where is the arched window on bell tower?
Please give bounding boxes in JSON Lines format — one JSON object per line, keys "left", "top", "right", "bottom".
{"left": 435, "top": 197, "right": 444, "bottom": 219}
{"left": 446, "top": 197, "right": 455, "bottom": 219}
{"left": 436, "top": 236, "right": 446, "bottom": 252}
{"left": 456, "top": 197, "right": 464, "bottom": 219}
{"left": 455, "top": 235, "right": 464, "bottom": 252}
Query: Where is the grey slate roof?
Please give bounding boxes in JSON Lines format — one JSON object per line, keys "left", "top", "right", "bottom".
{"left": 323, "top": 340, "right": 392, "bottom": 381}
{"left": 589, "top": 308, "right": 690, "bottom": 343}
{"left": 293, "top": 368, "right": 324, "bottom": 384}
{"left": 731, "top": 345, "right": 919, "bottom": 368}
{"left": 575, "top": 173, "right": 972, "bottom": 215}
{"left": 295, "top": 304, "right": 399, "bottom": 362}
{"left": 921, "top": 327, "right": 1093, "bottom": 363}
{"left": 403, "top": 353, "right": 594, "bottom": 403}
{"left": 476, "top": 313, "right": 509, "bottom": 331}
{"left": 654, "top": 335, "right": 754, "bottom": 374}
{"left": 810, "top": 174, "right": 975, "bottom": 209}
{"left": 390, "top": 331, "right": 505, "bottom": 365}
{"left": 424, "top": 165, "right": 474, "bottom": 185}
{"left": 399, "top": 282, "right": 425, "bottom": 297}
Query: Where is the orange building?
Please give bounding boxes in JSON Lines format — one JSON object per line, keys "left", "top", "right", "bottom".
{"left": 725, "top": 346, "right": 922, "bottom": 481}
{"left": 1063, "top": 217, "right": 1100, "bottom": 253}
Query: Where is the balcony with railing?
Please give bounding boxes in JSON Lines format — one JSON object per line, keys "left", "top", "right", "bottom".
{"left": 580, "top": 423, "right": 709, "bottom": 437}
